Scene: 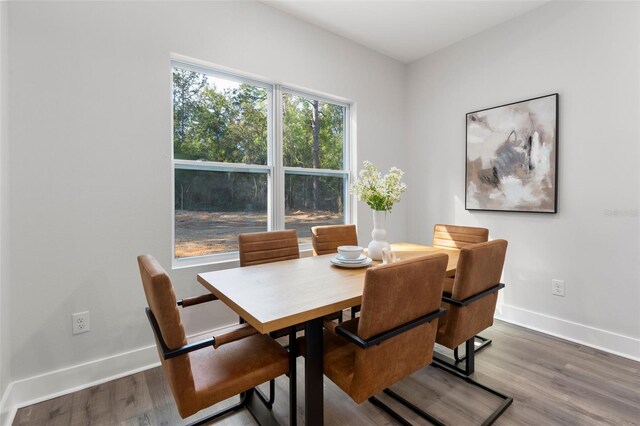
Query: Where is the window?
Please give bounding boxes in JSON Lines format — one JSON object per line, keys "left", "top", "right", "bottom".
{"left": 172, "top": 61, "right": 352, "bottom": 264}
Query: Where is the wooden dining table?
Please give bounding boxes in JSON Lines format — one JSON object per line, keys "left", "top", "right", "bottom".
{"left": 197, "top": 243, "right": 460, "bottom": 426}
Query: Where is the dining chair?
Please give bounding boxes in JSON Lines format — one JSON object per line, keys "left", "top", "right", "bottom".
{"left": 238, "top": 229, "right": 300, "bottom": 266}
{"left": 310, "top": 224, "right": 358, "bottom": 255}
{"left": 137, "top": 255, "right": 290, "bottom": 425}
{"left": 434, "top": 239, "right": 508, "bottom": 375}
{"left": 433, "top": 223, "right": 492, "bottom": 357}
{"left": 432, "top": 223, "right": 489, "bottom": 250}
{"left": 299, "top": 254, "right": 448, "bottom": 425}
{"left": 418, "top": 239, "right": 513, "bottom": 425}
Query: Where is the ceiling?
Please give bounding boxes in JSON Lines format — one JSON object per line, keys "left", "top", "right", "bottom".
{"left": 263, "top": 1, "right": 548, "bottom": 63}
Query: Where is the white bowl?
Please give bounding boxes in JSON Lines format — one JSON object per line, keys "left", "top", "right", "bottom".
{"left": 337, "top": 245, "right": 364, "bottom": 260}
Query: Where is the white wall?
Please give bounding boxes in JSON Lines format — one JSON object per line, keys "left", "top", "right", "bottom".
{"left": 0, "top": 0, "right": 10, "bottom": 406}
{"left": 406, "top": 1, "right": 640, "bottom": 358}
{"left": 6, "top": 0, "right": 406, "bottom": 391}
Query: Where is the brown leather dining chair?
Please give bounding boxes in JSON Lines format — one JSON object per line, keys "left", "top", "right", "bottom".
{"left": 310, "top": 224, "right": 358, "bottom": 255}
{"left": 238, "top": 229, "right": 300, "bottom": 267}
{"left": 433, "top": 224, "right": 493, "bottom": 360}
{"left": 426, "top": 239, "right": 513, "bottom": 425}
{"left": 432, "top": 223, "right": 489, "bottom": 292}
{"left": 432, "top": 223, "right": 489, "bottom": 250}
{"left": 299, "top": 254, "right": 448, "bottom": 424}
{"left": 434, "top": 239, "right": 508, "bottom": 375}
{"left": 138, "top": 255, "right": 290, "bottom": 425}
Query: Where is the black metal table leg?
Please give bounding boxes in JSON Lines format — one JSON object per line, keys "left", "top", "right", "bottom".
{"left": 289, "top": 326, "right": 298, "bottom": 426}
{"left": 305, "top": 317, "right": 324, "bottom": 426}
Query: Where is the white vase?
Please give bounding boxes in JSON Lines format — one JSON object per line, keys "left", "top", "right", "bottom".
{"left": 368, "top": 210, "right": 390, "bottom": 261}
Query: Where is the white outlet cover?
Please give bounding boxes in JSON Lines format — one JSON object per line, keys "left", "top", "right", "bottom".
{"left": 551, "top": 279, "right": 565, "bottom": 297}
{"left": 72, "top": 311, "right": 90, "bottom": 334}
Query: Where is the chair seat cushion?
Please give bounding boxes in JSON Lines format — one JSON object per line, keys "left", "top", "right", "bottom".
{"left": 189, "top": 333, "right": 289, "bottom": 408}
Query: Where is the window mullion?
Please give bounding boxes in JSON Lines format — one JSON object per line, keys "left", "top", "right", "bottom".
{"left": 273, "top": 84, "right": 285, "bottom": 231}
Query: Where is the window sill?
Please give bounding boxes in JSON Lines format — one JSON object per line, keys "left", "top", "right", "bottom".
{"left": 172, "top": 255, "right": 240, "bottom": 271}
{"left": 172, "top": 245, "right": 314, "bottom": 271}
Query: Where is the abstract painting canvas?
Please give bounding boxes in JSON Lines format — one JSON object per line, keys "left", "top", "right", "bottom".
{"left": 465, "top": 94, "right": 558, "bottom": 213}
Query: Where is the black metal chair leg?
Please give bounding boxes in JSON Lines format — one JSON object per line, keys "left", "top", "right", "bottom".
{"left": 474, "top": 335, "right": 492, "bottom": 354}
{"left": 368, "top": 396, "right": 413, "bottom": 426}
{"left": 435, "top": 334, "right": 491, "bottom": 376}
{"left": 465, "top": 337, "right": 474, "bottom": 375}
{"left": 453, "top": 335, "right": 492, "bottom": 364}
{"left": 370, "top": 361, "right": 513, "bottom": 426}
{"left": 187, "top": 392, "right": 247, "bottom": 426}
{"left": 255, "top": 379, "right": 275, "bottom": 409}
{"left": 383, "top": 388, "right": 446, "bottom": 426}
{"left": 431, "top": 362, "right": 513, "bottom": 426}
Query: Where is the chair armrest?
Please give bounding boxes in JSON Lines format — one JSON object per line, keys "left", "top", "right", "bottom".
{"left": 145, "top": 307, "right": 215, "bottom": 360}
{"left": 145, "top": 309, "right": 259, "bottom": 359}
{"left": 335, "top": 308, "right": 446, "bottom": 349}
{"left": 177, "top": 293, "right": 218, "bottom": 307}
{"left": 442, "top": 283, "right": 505, "bottom": 307}
{"left": 324, "top": 317, "right": 359, "bottom": 335}
{"left": 212, "top": 323, "right": 259, "bottom": 349}
{"left": 323, "top": 318, "right": 339, "bottom": 333}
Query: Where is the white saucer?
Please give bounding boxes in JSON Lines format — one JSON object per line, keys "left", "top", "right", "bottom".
{"left": 330, "top": 257, "right": 373, "bottom": 268}
{"left": 335, "top": 254, "right": 367, "bottom": 263}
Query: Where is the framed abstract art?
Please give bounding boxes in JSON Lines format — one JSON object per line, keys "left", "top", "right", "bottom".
{"left": 465, "top": 93, "right": 558, "bottom": 213}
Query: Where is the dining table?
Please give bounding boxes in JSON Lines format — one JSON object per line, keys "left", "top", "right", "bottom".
{"left": 197, "top": 242, "right": 460, "bottom": 426}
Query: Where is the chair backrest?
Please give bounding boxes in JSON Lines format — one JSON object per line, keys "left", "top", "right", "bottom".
{"left": 438, "top": 240, "right": 508, "bottom": 349}
{"left": 238, "top": 230, "right": 299, "bottom": 267}
{"left": 432, "top": 224, "right": 489, "bottom": 250}
{"left": 349, "top": 254, "right": 447, "bottom": 403}
{"left": 137, "top": 255, "right": 196, "bottom": 415}
{"left": 311, "top": 224, "right": 358, "bottom": 256}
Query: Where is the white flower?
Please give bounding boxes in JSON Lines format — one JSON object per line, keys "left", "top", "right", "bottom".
{"left": 350, "top": 161, "right": 407, "bottom": 212}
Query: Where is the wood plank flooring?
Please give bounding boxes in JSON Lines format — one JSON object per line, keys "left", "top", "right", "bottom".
{"left": 13, "top": 320, "right": 640, "bottom": 425}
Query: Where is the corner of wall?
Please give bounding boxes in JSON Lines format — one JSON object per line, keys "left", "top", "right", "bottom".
{"left": 0, "top": 0, "right": 11, "bottom": 414}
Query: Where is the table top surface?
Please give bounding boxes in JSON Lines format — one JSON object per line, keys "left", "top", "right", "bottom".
{"left": 197, "top": 243, "right": 459, "bottom": 334}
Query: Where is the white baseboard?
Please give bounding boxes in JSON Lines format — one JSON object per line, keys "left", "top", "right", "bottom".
{"left": 0, "top": 324, "right": 235, "bottom": 426}
{"left": 496, "top": 303, "right": 640, "bottom": 362}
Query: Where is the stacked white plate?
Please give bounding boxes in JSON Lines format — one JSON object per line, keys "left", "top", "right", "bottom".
{"left": 330, "top": 253, "right": 373, "bottom": 268}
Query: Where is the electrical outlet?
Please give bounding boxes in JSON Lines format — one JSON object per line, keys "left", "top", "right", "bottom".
{"left": 551, "top": 279, "right": 565, "bottom": 297}
{"left": 72, "top": 311, "right": 90, "bottom": 334}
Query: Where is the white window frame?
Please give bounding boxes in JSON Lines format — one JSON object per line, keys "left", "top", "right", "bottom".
{"left": 171, "top": 60, "right": 353, "bottom": 268}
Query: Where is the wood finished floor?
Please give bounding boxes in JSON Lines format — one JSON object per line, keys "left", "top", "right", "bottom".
{"left": 13, "top": 320, "right": 640, "bottom": 425}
